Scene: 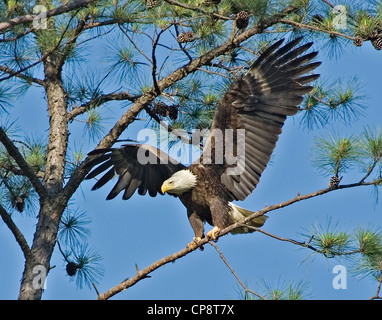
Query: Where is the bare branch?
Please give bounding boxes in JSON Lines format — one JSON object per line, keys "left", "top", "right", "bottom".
{"left": 0, "top": 65, "right": 45, "bottom": 86}
{"left": 242, "top": 225, "right": 319, "bottom": 252}
{"left": 369, "top": 273, "right": 382, "bottom": 300}
{"left": 218, "top": 179, "right": 382, "bottom": 238}
{"left": 96, "top": 178, "right": 381, "bottom": 300}
{"left": 209, "top": 241, "right": 266, "bottom": 300}
{"left": 0, "top": 203, "right": 31, "bottom": 260}
{"left": 0, "top": 161, "right": 44, "bottom": 179}
{"left": 0, "top": 27, "right": 35, "bottom": 43}
{"left": 67, "top": 92, "right": 140, "bottom": 121}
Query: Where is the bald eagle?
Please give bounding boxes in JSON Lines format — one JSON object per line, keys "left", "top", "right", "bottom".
{"left": 85, "top": 37, "right": 320, "bottom": 249}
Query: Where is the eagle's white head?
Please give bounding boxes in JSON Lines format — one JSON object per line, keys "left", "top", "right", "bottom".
{"left": 161, "top": 170, "right": 197, "bottom": 195}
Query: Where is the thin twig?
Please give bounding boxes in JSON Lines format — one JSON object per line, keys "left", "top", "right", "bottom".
{"left": 208, "top": 241, "right": 266, "bottom": 300}
{"left": 0, "top": 65, "right": 44, "bottom": 86}
{"left": 369, "top": 272, "right": 382, "bottom": 300}
{"left": 67, "top": 91, "right": 140, "bottom": 121}
{"left": 239, "top": 225, "right": 320, "bottom": 253}
{"left": 92, "top": 282, "right": 101, "bottom": 297}
{"left": 280, "top": 19, "right": 356, "bottom": 41}
{"left": 359, "top": 158, "right": 381, "bottom": 184}
{"left": 197, "top": 67, "right": 231, "bottom": 79}
{"left": 0, "top": 204, "right": 31, "bottom": 260}
{"left": 118, "top": 25, "right": 153, "bottom": 65}
{"left": 245, "top": 225, "right": 362, "bottom": 257}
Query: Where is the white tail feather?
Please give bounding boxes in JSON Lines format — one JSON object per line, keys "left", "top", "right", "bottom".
{"left": 229, "top": 202, "right": 267, "bottom": 234}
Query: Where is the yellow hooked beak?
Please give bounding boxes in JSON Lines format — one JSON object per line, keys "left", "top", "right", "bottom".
{"left": 161, "top": 182, "right": 170, "bottom": 194}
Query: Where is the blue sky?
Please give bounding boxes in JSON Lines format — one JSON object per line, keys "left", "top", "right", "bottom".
{"left": 1, "top": 29, "right": 382, "bottom": 300}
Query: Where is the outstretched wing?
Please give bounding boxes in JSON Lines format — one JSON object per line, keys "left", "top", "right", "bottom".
{"left": 85, "top": 144, "right": 185, "bottom": 200}
{"left": 198, "top": 37, "right": 321, "bottom": 201}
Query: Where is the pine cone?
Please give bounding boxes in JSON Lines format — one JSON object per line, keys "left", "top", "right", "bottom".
{"left": 11, "top": 195, "right": 26, "bottom": 212}
{"left": 372, "top": 36, "right": 382, "bottom": 50}
{"left": 66, "top": 262, "right": 80, "bottom": 277}
{"left": 328, "top": 176, "right": 341, "bottom": 189}
{"left": 177, "top": 31, "right": 196, "bottom": 43}
{"left": 145, "top": 0, "right": 159, "bottom": 9}
{"left": 369, "top": 30, "right": 379, "bottom": 39}
{"left": 153, "top": 102, "right": 168, "bottom": 117}
{"left": 168, "top": 105, "right": 179, "bottom": 120}
{"left": 353, "top": 37, "right": 363, "bottom": 47}
{"left": 236, "top": 11, "right": 250, "bottom": 30}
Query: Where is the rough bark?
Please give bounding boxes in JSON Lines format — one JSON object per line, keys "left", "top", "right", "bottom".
{"left": 18, "top": 53, "right": 69, "bottom": 299}
{"left": 18, "top": 200, "right": 67, "bottom": 300}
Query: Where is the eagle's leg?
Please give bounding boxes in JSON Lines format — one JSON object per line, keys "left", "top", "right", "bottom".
{"left": 206, "top": 226, "right": 221, "bottom": 241}
{"left": 187, "top": 211, "right": 204, "bottom": 250}
{"left": 206, "top": 197, "right": 230, "bottom": 241}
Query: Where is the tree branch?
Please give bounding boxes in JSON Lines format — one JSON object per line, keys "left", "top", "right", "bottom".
{"left": 0, "top": 127, "right": 47, "bottom": 199}
{"left": 369, "top": 273, "right": 382, "bottom": 300}
{"left": 96, "top": 178, "right": 381, "bottom": 300}
{"left": 280, "top": 19, "right": 356, "bottom": 41}
{"left": 0, "top": 203, "right": 31, "bottom": 260}
{"left": 208, "top": 241, "right": 266, "bottom": 300}
{"left": 242, "top": 225, "right": 318, "bottom": 252}
{"left": 67, "top": 91, "right": 140, "bottom": 121}
{"left": 0, "top": 65, "right": 45, "bottom": 86}
{"left": 242, "top": 225, "right": 363, "bottom": 258}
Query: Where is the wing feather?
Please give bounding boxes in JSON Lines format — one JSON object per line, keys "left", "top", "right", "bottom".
{"left": 198, "top": 36, "right": 320, "bottom": 200}
{"left": 92, "top": 167, "right": 115, "bottom": 190}
{"left": 85, "top": 144, "right": 185, "bottom": 200}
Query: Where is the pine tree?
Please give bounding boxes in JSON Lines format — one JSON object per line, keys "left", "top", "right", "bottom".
{"left": 0, "top": 0, "right": 381, "bottom": 300}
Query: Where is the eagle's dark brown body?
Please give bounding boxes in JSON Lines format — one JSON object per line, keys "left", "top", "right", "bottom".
{"left": 85, "top": 37, "right": 321, "bottom": 243}
{"left": 180, "top": 165, "right": 233, "bottom": 238}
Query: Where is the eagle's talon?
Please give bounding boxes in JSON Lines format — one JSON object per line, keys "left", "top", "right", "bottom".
{"left": 187, "top": 237, "right": 202, "bottom": 250}
{"left": 206, "top": 226, "right": 221, "bottom": 241}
